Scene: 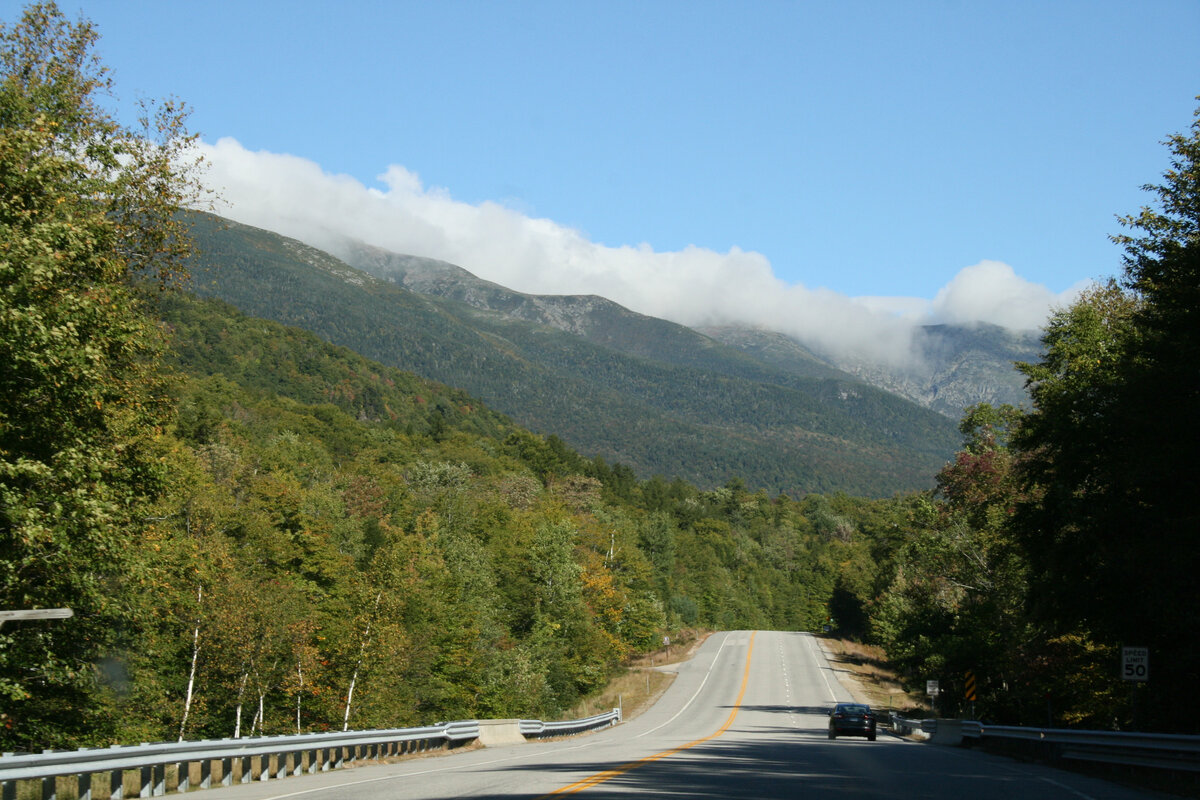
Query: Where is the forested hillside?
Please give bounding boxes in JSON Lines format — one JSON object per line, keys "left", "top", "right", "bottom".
{"left": 337, "top": 240, "right": 1040, "bottom": 420}
{"left": 184, "top": 213, "right": 960, "bottom": 498}
{"left": 6, "top": 287, "right": 899, "bottom": 748}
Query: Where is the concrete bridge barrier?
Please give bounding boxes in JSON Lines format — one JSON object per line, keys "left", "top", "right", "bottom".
{"left": 477, "top": 719, "right": 526, "bottom": 747}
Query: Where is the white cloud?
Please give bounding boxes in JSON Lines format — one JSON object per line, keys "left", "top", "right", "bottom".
{"left": 197, "top": 138, "right": 1075, "bottom": 364}
{"left": 929, "top": 260, "right": 1089, "bottom": 331}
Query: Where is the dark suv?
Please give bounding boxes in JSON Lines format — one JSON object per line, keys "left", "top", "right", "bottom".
{"left": 828, "top": 702, "right": 877, "bottom": 740}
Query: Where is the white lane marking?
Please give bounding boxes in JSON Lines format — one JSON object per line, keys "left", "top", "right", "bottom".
{"left": 634, "top": 631, "right": 730, "bottom": 739}
{"left": 803, "top": 633, "right": 839, "bottom": 702}
{"left": 776, "top": 634, "right": 801, "bottom": 728}
{"left": 1039, "top": 777, "right": 1098, "bottom": 799}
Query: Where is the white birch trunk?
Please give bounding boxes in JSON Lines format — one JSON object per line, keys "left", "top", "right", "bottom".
{"left": 342, "top": 591, "right": 382, "bottom": 731}
{"left": 295, "top": 662, "right": 304, "bottom": 733}
{"left": 178, "top": 585, "right": 203, "bottom": 742}
{"left": 233, "top": 671, "right": 249, "bottom": 739}
{"left": 250, "top": 692, "right": 264, "bottom": 737}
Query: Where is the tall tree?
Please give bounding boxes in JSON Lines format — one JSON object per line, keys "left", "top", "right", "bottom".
{"left": 0, "top": 2, "right": 203, "bottom": 747}
{"left": 1014, "top": 103, "right": 1200, "bottom": 729}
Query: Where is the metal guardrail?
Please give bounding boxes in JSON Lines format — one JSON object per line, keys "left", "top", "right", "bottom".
{"left": 889, "top": 715, "right": 1200, "bottom": 772}
{"left": 519, "top": 709, "right": 621, "bottom": 739}
{"left": 0, "top": 712, "right": 618, "bottom": 799}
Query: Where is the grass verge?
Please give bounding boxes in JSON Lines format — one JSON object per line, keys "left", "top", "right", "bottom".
{"left": 817, "top": 636, "right": 927, "bottom": 715}
{"left": 564, "top": 629, "right": 711, "bottom": 722}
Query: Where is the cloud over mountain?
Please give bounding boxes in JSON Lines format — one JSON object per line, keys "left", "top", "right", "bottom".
{"left": 198, "top": 138, "right": 1083, "bottom": 364}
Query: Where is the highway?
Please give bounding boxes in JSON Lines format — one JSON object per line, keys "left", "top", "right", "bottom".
{"left": 195, "top": 631, "right": 1167, "bottom": 799}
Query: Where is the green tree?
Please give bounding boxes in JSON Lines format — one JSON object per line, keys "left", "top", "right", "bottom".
{"left": 871, "top": 405, "right": 1030, "bottom": 719}
{"left": 1012, "top": 283, "right": 1138, "bottom": 623}
{"left": 0, "top": 2, "right": 204, "bottom": 746}
{"left": 1013, "top": 103, "right": 1200, "bottom": 730}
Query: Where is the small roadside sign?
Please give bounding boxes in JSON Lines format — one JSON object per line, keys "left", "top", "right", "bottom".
{"left": 926, "top": 680, "right": 940, "bottom": 696}
{"left": 1122, "top": 647, "right": 1149, "bottom": 682}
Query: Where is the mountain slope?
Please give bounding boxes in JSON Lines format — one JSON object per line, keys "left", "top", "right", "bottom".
{"left": 698, "top": 323, "right": 1039, "bottom": 418}
{"left": 184, "top": 213, "right": 959, "bottom": 496}
{"left": 335, "top": 239, "right": 1037, "bottom": 418}
{"left": 820, "top": 323, "right": 1040, "bottom": 416}
{"left": 333, "top": 241, "right": 846, "bottom": 381}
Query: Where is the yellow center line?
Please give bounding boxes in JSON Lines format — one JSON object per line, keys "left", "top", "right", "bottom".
{"left": 537, "top": 630, "right": 758, "bottom": 797}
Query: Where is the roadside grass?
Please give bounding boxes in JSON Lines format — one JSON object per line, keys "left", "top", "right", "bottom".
{"left": 818, "top": 636, "right": 928, "bottom": 716}
{"left": 563, "top": 629, "right": 711, "bottom": 723}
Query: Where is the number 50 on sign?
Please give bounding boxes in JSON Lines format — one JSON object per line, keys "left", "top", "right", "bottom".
{"left": 1122, "top": 647, "right": 1149, "bottom": 682}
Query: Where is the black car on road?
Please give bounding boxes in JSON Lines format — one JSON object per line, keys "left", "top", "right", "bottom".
{"left": 828, "top": 702, "right": 877, "bottom": 740}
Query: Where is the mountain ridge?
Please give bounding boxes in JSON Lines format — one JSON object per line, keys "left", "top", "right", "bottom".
{"left": 331, "top": 236, "right": 1038, "bottom": 418}
{"left": 181, "top": 213, "right": 998, "bottom": 496}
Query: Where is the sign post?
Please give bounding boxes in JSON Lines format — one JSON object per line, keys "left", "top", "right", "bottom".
{"left": 1122, "top": 646, "right": 1149, "bottom": 731}
{"left": 0, "top": 608, "right": 73, "bottom": 628}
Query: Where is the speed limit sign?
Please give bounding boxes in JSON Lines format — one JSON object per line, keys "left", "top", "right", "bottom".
{"left": 1122, "top": 647, "right": 1149, "bottom": 682}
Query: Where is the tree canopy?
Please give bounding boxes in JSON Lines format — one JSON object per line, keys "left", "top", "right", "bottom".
{"left": 0, "top": 1, "right": 203, "bottom": 741}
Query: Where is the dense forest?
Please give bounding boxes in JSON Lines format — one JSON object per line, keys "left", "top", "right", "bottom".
{"left": 1, "top": 3, "right": 1196, "bottom": 751}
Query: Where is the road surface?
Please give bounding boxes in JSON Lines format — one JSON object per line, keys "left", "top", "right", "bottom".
{"left": 194, "top": 630, "right": 1166, "bottom": 799}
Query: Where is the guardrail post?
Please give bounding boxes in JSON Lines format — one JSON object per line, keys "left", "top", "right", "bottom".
{"left": 256, "top": 754, "right": 268, "bottom": 782}
{"left": 40, "top": 775, "right": 55, "bottom": 800}
{"left": 199, "top": 758, "right": 211, "bottom": 790}
{"left": 220, "top": 757, "right": 232, "bottom": 787}
{"left": 136, "top": 762, "right": 165, "bottom": 797}
{"left": 1, "top": 779, "right": 12, "bottom": 800}
{"left": 238, "top": 755, "right": 252, "bottom": 784}
{"left": 77, "top": 773, "right": 92, "bottom": 800}
{"left": 109, "top": 769, "right": 123, "bottom": 799}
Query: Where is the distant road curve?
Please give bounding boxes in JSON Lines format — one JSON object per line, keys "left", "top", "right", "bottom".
{"left": 195, "top": 631, "right": 1165, "bottom": 800}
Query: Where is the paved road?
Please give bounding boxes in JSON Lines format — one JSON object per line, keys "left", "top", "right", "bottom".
{"left": 195, "top": 631, "right": 1167, "bottom": 799}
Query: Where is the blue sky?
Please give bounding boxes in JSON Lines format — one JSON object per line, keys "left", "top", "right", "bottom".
{"left": 25, "top": 0, "right": 1200, "bottom": 350}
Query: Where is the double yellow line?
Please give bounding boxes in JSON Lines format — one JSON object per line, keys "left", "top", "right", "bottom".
{"left": 539, "top": 631, "right": 757, "bottom": 797}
